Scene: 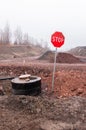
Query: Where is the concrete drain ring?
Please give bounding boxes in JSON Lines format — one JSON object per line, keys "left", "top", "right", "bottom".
{"left": 11, "top": 76, "right": 41, "bottom": 96}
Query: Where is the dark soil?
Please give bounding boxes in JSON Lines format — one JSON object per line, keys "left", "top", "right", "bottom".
{"left": 0, "top": 95, "right": 86, "bottom": 130}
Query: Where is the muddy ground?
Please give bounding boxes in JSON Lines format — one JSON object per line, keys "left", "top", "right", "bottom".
{"left": 0, "top": 59, "right": 86, "bottom": 130}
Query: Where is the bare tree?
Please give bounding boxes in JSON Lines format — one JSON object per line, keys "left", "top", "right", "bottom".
{"left": 0, "top": 29, "right": 3, "bottom": 44}
{"left": 23, "top": 33, "right": 29, "bottom": 45}
{"left": 14, "top": 26, "right": 23, "bottom": 45}
{"left": 2, "top": 23, "right": 11, "bottom": 45}
{"left": 39, "top": 39, "right": 49, "bottom": 49}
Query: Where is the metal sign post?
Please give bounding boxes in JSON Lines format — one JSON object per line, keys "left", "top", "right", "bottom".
{"left": 51, "top": 31, "right": 65, "bottom": 93}
{"left": 52, "top": 47, "right": 57, "bottom": 92}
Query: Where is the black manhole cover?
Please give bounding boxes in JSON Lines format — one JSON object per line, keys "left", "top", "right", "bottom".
{"left": 11, "top": 75, "right": 41, "bottom": 96}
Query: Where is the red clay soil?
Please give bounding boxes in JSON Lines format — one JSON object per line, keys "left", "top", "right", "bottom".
{"left": 0, "top": 62, "right": 86, "bottom": 98}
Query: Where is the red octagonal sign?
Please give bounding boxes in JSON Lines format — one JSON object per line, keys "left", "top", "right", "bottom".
{"left": 51, "top": 31, "right": 65, "bottom": 48}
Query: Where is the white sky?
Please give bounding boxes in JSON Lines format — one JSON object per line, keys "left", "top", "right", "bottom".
{"left": 0, "top": 0, "right": 86, "bottom": 50}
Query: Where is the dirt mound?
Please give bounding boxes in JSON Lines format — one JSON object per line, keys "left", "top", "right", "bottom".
{"left": 0, "top": 45, "right": 44, "bottom": 60}
{"left": 68, "top": 46, "right": 86, "bottom": 56}
{"left": 56, "top": 52, "right": 82, "bottom": 63}
{"left": 39, "top": 51, "right": 82, "bottom": 63}
{"left": 39, "top": 50, "right": 54, "bottom": 61}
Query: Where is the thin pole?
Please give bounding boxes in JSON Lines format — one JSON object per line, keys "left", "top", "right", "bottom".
{"left": 52, "top": 47, "right": 57, "bottom": 92}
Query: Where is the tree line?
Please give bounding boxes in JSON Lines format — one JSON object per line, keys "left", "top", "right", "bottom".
{"left": 0, "top": 23, "right": 49, "bottom": 49}
{"left": 0, "top": 23, "right": 32, "bottom": 45}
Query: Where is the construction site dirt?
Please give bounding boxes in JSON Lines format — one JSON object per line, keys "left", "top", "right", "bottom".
{"left": 0, "top": 59, "right": 86, "bottom": 130}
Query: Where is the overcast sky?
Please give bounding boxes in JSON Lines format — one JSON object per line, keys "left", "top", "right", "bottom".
{"left": 0, "top": 0, "right": 86, "bottom": 50}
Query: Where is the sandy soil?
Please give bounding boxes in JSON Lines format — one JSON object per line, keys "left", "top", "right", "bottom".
{"left": 0, "top": 59, "right": 86, "bottom": 130}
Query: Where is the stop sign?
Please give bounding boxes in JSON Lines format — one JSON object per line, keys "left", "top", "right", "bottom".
{"left": 51, "top": 31, "right": 65, "bottom": 48}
